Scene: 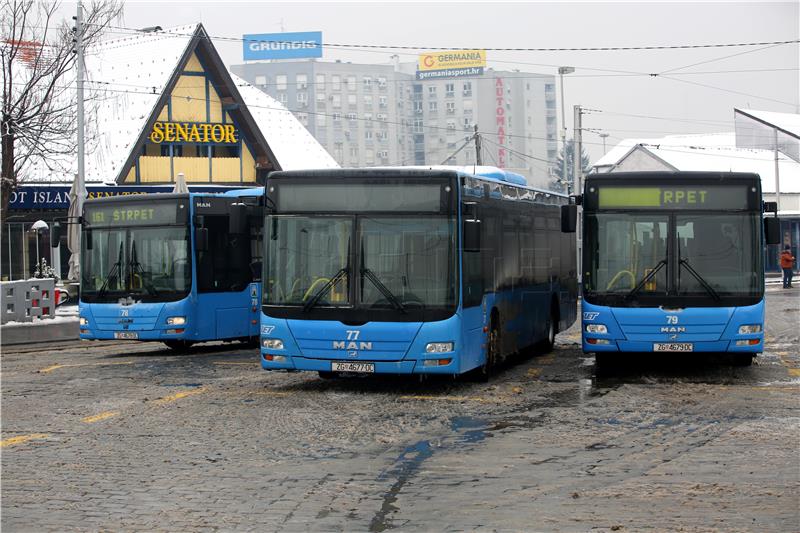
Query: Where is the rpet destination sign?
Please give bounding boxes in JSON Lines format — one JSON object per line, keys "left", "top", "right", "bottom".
{"left": 243, "top": 31, "right": 323, "bottom": 61}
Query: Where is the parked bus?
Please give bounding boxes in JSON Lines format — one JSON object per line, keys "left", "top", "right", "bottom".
{"left": 74, "top": 188, "right": 264, "bottom": 349}
{"left": 573, "top": 171, "right": 780, "bottom": 365}
{"left": 259, "top": 167, "right": 577, "bottom": 378}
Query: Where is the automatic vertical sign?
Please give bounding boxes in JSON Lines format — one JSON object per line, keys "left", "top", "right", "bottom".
{"left": 243, "top": 31, "right": 323, "bottom": 61}
{"left": 495, "top": 77, "right": 506, "bottom": 168}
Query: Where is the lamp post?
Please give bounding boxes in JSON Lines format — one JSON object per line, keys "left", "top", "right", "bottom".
{"left": 558, "top": 66, "right": 575, "bottom": 191}
{"left": 31, "top": 219, "right": 48, "bottom": 275}
{"left": 599, "top": 132, "right": 610, "bottom": 154}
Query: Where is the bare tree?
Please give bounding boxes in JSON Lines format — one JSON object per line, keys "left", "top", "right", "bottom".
{"left": 1, "top": 0, "right": 122, "bottom": 226}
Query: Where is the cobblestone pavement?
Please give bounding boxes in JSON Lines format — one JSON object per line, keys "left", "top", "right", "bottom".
{"left": 2, "top": 287, "right": 798, "bottom": 532}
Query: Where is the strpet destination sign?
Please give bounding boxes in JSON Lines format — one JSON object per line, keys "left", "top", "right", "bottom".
{"left": 149, "top": 122, "right": 238, "bottom": 144}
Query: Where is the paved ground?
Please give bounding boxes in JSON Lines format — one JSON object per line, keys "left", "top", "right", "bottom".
{"left": 2, "top": 286, "right": 798, "bottom": 532}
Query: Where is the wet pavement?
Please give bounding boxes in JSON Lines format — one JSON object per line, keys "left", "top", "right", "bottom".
{"left": 2, "top": 286, "right": 798, "bottom": 531}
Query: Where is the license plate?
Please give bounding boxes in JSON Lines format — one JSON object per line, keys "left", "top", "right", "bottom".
{"left": 114, "top": 331, "right": 138, "bottom": 340}
{"left": 654, "top": 343, "right": 693, "bottom": 352}
{"left": 331, "top": 361, "right": 375, "bottom": 373}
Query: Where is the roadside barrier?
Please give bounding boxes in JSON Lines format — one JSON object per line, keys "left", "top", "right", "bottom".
{"left": 1, "top": 279, "right": 56, "bottom": 324}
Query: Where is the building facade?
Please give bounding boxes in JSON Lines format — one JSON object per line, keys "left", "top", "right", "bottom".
{"left": 231, "top": 60, "right": 558, "bottom": 187}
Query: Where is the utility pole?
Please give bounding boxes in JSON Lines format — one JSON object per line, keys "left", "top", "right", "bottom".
{"left": 774, "top": 128, "right": 781, "bottom": 213}
{"left": 558, "top": 67, "right": 574, "bottom": 189}
{"left": 574, "top": 104, "right": 583, "bottom": 287}
{"left": 74, "top": 1, "right": 85, "bottom": 280}
{"left": 474, "top": 124, "right": 482, "bottom": 165}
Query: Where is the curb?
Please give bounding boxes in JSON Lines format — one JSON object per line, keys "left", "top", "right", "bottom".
{"left": 1, "top": 319, "right": 80, "bottom": 346}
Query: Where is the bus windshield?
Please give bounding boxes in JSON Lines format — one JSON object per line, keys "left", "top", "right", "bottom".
{"left": 81, "top": 225, "right": 191, "bottom": 303}
{"left": 264, "top": 215, "right": 456, "bottom": 310}
{"left": 585, "top": 212, "right": 761, "bottom": 303}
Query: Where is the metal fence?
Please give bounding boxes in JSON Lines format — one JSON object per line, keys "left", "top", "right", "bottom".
{"left": 1, "top": 279, "right": 56, "bottom": 324}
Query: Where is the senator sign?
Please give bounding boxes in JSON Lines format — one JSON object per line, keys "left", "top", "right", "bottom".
{"left": 243, "top": 31, "right": 323, "bottom": 61}
{"left": 416, "top": 49, "right": 486, "bottom": 80}
{"left": 149, "top": 122, "right": 238, "bottom": 145}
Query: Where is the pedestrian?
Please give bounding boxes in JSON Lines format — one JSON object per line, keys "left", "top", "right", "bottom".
{"left": 780, "top": 245, "right": 795, "bottom": 288}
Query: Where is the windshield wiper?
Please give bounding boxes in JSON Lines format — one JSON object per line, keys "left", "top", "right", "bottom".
{"left": 98, "top": 242, "right": 124, "bottom": 298}
{"left": 362, "top": 267, "right": 406, "bottom": 313}
{"left": 625, "top": 258, "right": 667, "bottom": 299}
{"left": 303, "top": 267, "right": 349, "bottom": 312}
{"left": 679, "top": 258, "right": 720, "bottom": 300}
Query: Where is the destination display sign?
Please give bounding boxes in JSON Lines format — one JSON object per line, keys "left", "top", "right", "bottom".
{"left": 595, "top": 185, "right": 751, "bottom": 210}
{"left": 84, "top": 201, "right": 188, "bottom": 227}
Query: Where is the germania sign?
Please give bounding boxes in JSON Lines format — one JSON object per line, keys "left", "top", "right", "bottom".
{"left": 149, "top": 122, "right": 238, "bottom": 144}
{"left": 417, "top": 49, "right": 486, "bottom": 80}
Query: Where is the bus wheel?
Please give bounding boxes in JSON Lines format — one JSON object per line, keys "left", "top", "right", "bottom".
{"left": 731, "top": 353, "right": 754, "bottom": 367}
{"left": 164, "top": 340, "right": 194, "bottom": 351}
{"left": 475, "top": 321, "right": 500, "bottom": 382}
{"left": 539, "top": 308, "right": 557, "bottom": 353}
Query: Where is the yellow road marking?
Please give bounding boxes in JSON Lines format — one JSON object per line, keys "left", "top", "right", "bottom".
{"left": 38, "top": 361, "right": 134, "bottom": 374}
{"left": 82, "top": 411, "right": 120, "bottom": 424}
{"left": 788, "top": 369, "right": 800, "bottom": 378}
{"left": 152, "top": 387, "right": 207, "bottom": 405}
{"left": 0, "top": 434, "right": 49, "bottom": 448}
{"left": 527, "top": 368, "right": 542, "bottom": 378}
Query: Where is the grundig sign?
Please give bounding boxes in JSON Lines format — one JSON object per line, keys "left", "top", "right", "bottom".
{"left": 149, "top": 122, "right": 238, "bottom": 144}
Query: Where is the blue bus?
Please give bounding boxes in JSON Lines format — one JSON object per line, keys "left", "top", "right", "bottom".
{"left": 259, "top": 167, "right": 577, "bottom": 378}
{"left": 574, "top": 171, "right": 781, "bottom": 366}
{"left": 76, "top": 188, "right": 264, "bottom": 349}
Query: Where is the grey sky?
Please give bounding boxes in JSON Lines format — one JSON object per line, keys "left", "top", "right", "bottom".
{"left": 62, "top": 1, "right": 799, "bottom": 162}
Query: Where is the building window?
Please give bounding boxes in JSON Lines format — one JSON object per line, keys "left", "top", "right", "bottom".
{"left": 378, "top": 131, "right": 389, "bottom": 141}
{"left": 316, "top": 74, "right": 325, "bottom": 90}
{"left": 414, "top": 101, "right": 423, "bottom": 114}
{"left": 413, "top": 119, "right": 424, "bottom": 133}
{"left": 364, "top": 95, "right": 373, "bottom": 107}
{"left": 331, "top": 94, "right": 341, "bottom": 108}
{"left": 297, "top": 113, "right": 309, "bottom": 125}
{"left": 445, "top": 83, "right": 454, "bottom": 97}
{"left": 276, "top": 75, "right": 287, "bottom": 91}
{"left": 348, "top": 94, "right": 357, "bottom": 106}
{"left": 376, "top": 113, "right": 387, "bottom": 122}
{"left": 332, "top": 75, "right": 341, "bottom": 90}
{"left": 447, "top": 120, "right": 456, "bottom": 131}
{"left": 316, "top": 92, "right": 326, "bottom": 103}
{"left": 377, "top": 77, "right": 387, "bottom": 89}
{"left": 278, "top": 92, "right": 287, "bottom": 104}
{"left": 317, "top": 114, "right": 326, "bottom": 127}
{"left": 463, "top": 82, "right": 472, "bottom": 96}
{"left": 365, "top": 130, "right": 373, "bottom": 140}
{"left": 363, "top": 76, "right": 372, "bottom": 89}
{"left": 365, "top": 149, "right": 374, "bottom": 164}
{"left": 255, "top": 75, "right": 267, "bottom": 86}
{"left": 350, "top": 146, "right": 358, "bottom": 158}
{"left": 429, "top": 101, "right": 438, "bottom": 112}
{"left": 332, "top": 113, "right": 342, "bottom": 125}
{"left": 297, "top": 92, "right": 308, "bottom": 104}
{"left": 428, "top": 86, "right": 436, "bottom": 97}
{"left": 379, "top": 95, "right": 388, "bottom": 108}
{"left": 363, "top": 112, "right": 373, "bottom": 126}
{"left": 296, "top": 74, "right": 308, "bottom": 90}
{"left": 446, "top": 101, "right": 455, "bottom": 114}
{"left": 346, "top": 112, "right": 357, "bottom": 121}
{"left": 463, "top": 118, "right": 471, "bottom": 130}
{"left": 346, "top": 76, "right": 357, "bottom": 91}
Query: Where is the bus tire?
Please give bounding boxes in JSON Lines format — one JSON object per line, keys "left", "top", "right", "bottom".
{"left": 473, "top": 315, "right": 500, "bottom": 382}
{"left": 538, "top": 303, "right": 558, "bottom": 353}
{"left": 731, "top": 353, "right": 754, "bottom": 367}
{"left": 163, "top": 340, "right": 194, "bottom": 351}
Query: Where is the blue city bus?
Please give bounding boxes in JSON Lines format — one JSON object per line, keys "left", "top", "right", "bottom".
{"left": 575, "top": 171, "right": 781, "bottom": 366}
{"left": 259, "top": 167, "right": 577, "bottom": 378}
{"left": 77, "top": 188, "right": 264, "bottom": 349}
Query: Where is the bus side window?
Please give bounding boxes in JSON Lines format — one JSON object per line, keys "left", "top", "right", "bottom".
{"left": 463, "top": 251, "right": 483, "bottom": 308}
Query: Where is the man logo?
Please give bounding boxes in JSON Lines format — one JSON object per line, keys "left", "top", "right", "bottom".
{"left": 333, "top": 341, "right": 373, "bottom": 350}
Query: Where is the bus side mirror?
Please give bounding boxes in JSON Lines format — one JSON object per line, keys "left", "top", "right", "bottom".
{"left": 195, "top": 227, "right": 209, "bottom": 251}
{"left": 763, "top": 201, "right": 778, "bottom": 213}
{"left": 764, "top": 217, "right": 780, "bottom": 245}
{"left": 51, "top": 222, "right": 62, "bottom": 247}
{"left": 229, "top": 203, "right": 247, "bottom": 234}
{"left": 561, "top": 204, "right": 577, "bottom": 233}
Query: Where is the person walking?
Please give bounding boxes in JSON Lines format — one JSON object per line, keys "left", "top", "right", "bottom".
{"left": 780, "top": 246, "right": 795, "bottom": 288}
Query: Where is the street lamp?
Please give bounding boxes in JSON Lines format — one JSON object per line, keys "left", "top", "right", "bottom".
{"left": 558, "top": 66, "right": 575, "bottom": 190}
{"left": 31, "top": 220, "right": 49, "bottom": 275}
{"left": 599, "top": 132, "right": 610, "bottom": 154}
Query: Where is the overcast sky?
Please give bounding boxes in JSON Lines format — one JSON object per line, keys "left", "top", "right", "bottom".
{"left": 62, "top": 0, "right": 799, "bottom": 162}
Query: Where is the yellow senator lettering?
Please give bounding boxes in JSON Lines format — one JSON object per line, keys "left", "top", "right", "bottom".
{"left": 149, "top": 122, "right": 238, "bottom": 144}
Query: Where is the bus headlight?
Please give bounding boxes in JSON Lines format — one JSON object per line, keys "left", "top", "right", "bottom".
{"left": 166, "top": 316, "right": 186, "bottom": 325}
{"left": 79, "top": 317, "right": 88, "bottom": 326}
{"left": 426, "top": 342, "right": 454, "bottom": 353}
{"left": 262, "top": 338, "right": 284, "bottom": 350}
{"left": 738, "top": 325, "right": 761, "bottom": 334}
{"left": 585, "top": 324, "right": 608, "bottom": 334}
